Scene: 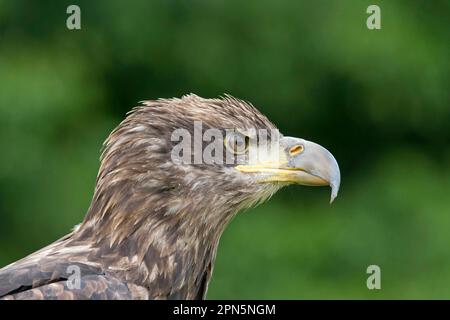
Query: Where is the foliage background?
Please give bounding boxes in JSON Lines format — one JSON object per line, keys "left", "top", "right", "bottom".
{"left": 0, "top": 0, "right": 449, "bottom": 299}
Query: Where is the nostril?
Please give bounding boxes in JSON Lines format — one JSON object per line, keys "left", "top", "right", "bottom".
{"left": 289, "top": 145, "right": 304, "bottom": 156}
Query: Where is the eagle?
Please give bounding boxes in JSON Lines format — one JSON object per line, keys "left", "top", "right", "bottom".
{"left": 0, "top": 94, "right": 340, "bottom": 300}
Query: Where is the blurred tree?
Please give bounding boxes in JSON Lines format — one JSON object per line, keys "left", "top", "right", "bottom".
{"left": 0, "top": 0, "right": 448, "bottom": 298}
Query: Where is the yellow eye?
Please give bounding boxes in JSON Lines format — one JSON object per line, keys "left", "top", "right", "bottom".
{"left": 224, "top": 133, "right": 250, "bottom": 155}
{"left": 289, "top": 145, "right": 304, "bottom": 156}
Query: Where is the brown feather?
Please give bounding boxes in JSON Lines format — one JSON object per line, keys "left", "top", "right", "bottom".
{"left": 0, "top": 94, "right": 280, "bottom": 300}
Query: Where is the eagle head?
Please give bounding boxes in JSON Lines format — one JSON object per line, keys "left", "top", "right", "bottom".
{"left": 0, "top": 94, "right": 341, "bottom": 300}
{"left": 80, "top": 94, "right": 340, "bottom": 245}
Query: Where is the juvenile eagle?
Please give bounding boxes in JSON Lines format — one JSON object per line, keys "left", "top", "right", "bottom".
{"left": 0, "top": 94, "right": 340, "bottom": 300}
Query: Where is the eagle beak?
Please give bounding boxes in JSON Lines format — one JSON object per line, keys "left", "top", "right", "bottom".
{"left": 236, "top": 137, "right": 341, "bottom": 203}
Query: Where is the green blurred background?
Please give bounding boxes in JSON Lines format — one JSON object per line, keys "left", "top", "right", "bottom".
{"left": 0, "top": 0, "right": 449, "bottom": 299}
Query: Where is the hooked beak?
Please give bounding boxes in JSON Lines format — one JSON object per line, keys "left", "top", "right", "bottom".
{"left": 236, "top": 136, "right": 341, "bottom": 203}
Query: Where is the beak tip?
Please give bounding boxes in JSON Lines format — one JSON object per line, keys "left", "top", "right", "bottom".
{"left": 328, "top": 161, "right": 340, "bottom": 204}
{"left": 329, "top": 183, "right": 339, "bottom": 204}
{"left": 329, "top": 194, "right": 336, "bottom": 204}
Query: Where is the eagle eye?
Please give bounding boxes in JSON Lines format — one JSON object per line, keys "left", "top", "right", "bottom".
{"left": 224, "top": 132, "right": 250, "bottom": 155}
